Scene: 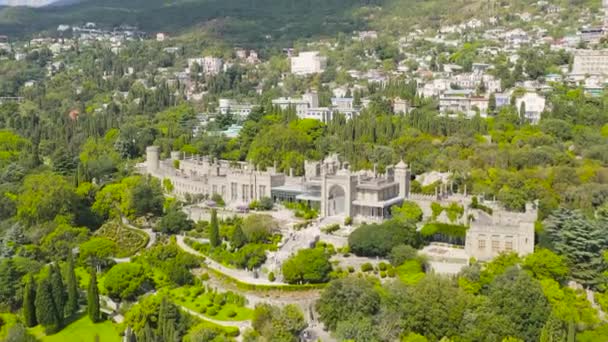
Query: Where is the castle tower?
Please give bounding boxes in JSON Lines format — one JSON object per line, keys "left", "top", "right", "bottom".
{"left": 395, "top": 160, "right": 411, "bottom": 199}
{"left": 146, "top": 146, "right": 160, "bottom": 173}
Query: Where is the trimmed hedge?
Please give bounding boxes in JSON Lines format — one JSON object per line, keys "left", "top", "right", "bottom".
{"left": 206, "top": 268, "right": 326, "bottom": 292}
{"left": 420, "top": 222, "right": 468, "bottom": 245}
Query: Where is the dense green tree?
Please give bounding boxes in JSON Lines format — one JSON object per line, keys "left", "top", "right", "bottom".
{"left": 400, "top": 275, "right": 472, "bottom": 340}
{"left": 0, "top": 258, "right": 20, "bottom": 310}
{"left": 540, "top": 313, "right": 567, "bottom": 342}
{"left": 389, "top": 244, "right": 419, "bottom": 266}
{"left": 348, "top": 220, "right": 420, "bottom": 257}
{"left": 392, "top": 201, "right": 423, "bottom": 223}
{"left": 158, "top": 296, "right": 186, "bottom": 342}
{"left": 23, "top": 274, "right": 37, "bottom": 327}
{"left": 131, "top": 176, "right": 164, "bottom": 217}
{"left": 544, "top": 209, "right": 608, "bottom": 288}
{"left": 79, "top": 237, "right": 117, "bottom": 268}
{"left": 316, "top": 277, "right": 380, "bottom": 330}
{"left": 103, "top": 263, "right": 149, "bottom": 301}
{"left": 17, "top": 172, "right": 76, "bottom": 225}
{"left": 281, "top": 248, "right": 332, "bottom": 284}
{"left": 487, "top": 268, "right": 550, "bottom": 341}
{"left": 65, "top": 254, "right": 79, "bottom": 317}
{"left": 156, "top": 206, "right": 193, "bottom": 234}
{"left": 230, "top": 225, "right": 247, "bottom": 248}
{"left": 35, "top": 277, "right": 61, "bottom": 333}
{"left": 209, "top": 209, "right": 220, "bottom": 247}
{"left": 251, "top": 303, "right": 306, "bottom": 342}
{"left": 523, "top": 248, "right": 569, "bottom": 282}
{"left": 49, "top": 264, "right": 66, "bottom": 325}
{"left": 87, "top": 269, "right": 100, "bottom": 323}
{"left": 241, "top": 214, "right": 277, "bottom": 243}
{"left": 336, "top": 315, "right": 381, "bottom": 342}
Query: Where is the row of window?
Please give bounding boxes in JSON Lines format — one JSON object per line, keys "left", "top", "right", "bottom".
{"left": 477, "top": 236, "right": 514, "bottom": 252}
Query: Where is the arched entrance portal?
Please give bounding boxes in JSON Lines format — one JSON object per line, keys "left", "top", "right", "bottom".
{"left": 328, "top": 185, "right": 346, "bottom": 216}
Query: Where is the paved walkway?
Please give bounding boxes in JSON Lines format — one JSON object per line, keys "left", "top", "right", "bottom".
{"left": 176, "top": 235, "right": 286, "bottom": 285}
{"left": 178, "top": 305, "right": 251, "bottom": 330}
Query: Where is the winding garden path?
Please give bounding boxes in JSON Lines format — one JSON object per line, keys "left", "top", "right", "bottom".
{"left": 176, "top": 235, "right": 284, "bottom": 285}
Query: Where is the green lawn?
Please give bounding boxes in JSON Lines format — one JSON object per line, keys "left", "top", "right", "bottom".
{"left": 29, "top": 315, "right": 121, "bottom": 342}
{"left": 396, "top": 260, "right": 425, "bottom": 285}
{"left": 168, "top": 286, "right": 253, "bottom": 321}
{"left": 0, "top": 313, "right": 19, "bottom": 339}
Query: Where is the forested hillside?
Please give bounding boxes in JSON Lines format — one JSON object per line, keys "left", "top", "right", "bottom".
{"left": 0, "top": 0, "right": 379, "bottom": 43}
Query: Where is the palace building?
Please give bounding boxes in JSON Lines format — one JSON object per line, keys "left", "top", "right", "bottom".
{"left": 143, "top": 147, "right": 411, "bottom": 220}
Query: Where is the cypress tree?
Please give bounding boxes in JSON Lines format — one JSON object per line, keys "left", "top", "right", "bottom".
{"left": 23, "top": 274, "right": 37, "bottom": 327}
{"left": 231, "top": 225, "right": 247, "bottom": 248}
{"left": 49, "top": 264, "right": 66, "bottom": 326}
{"left": 519, "top": 101, "right": 526, "bottom": 124}
{"left": 0, "top": 258, "right": 19, "bottom": 309}
{"left": 209, "top": 209, "right": 220, "bottom": 247}
{"left": 158, "top": 296, "right": 181, "bottom": 342}
{"left": 65, "top": 254, "right": 79, "bottom": 317}
{"left": 35, "top": 277, "right": 60, "bottom": 333}
{"left": 567, "top": 320, "right": 575, "bottom": 342}
{"left": 87, "top": 269, "right": 100, "bottom": 323}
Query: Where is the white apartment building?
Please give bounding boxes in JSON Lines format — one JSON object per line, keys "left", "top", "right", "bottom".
{"left": 290, "top": 51, "right": 327, "bottom": 75}
{"left": 272, "top": 92, "right": 319, "bottom": 117}
{"left": 451, "top": 73, "right": 502, "bottom": 93}
{"left": 516, "top": 92, "right": 546, "bottom": 124}
{"left": 218, "top": 99, "right": 254, "bottom": 119}
{"left": 439, "top": 90, "right": 488, "bottom": 117}
{"left": 572, "top": 49, "right": 608, "bottom": 77}
{"left": 188, "top": 56, "right": 223, "bottom": 75}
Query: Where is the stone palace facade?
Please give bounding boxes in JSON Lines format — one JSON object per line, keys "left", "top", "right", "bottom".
{"left": 143, "top": 146, "right": 411, "bottom": 220}
{"left": 143, "top": 146, "right": 536, "bottom": 261}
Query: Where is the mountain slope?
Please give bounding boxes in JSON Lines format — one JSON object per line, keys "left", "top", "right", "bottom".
{"left": 0, "top": 0, "right": 378, "bottom": 44}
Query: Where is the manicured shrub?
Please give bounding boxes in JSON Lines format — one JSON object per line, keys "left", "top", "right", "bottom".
{"left": 321, "top": 224, "right": 340, "bottom": 234}
{"left": 214, "top": 293, "right": 225, "bottom": 306}
{"left": 207, "top": 306, "right": 218, "bottom": 316}
{"left": 378, "top": 262, "right": 388, "bottom": 271}
{"left": 226, "top": 309, "right": 237, "bottom": 318}
{"left": 344, "top": 216, "right": 353, "bottom": 226}
{"left": 387, "top": 269, "right": 396, "bottom": 277}
{"left": 268, "top": 272, "right": 276, "bottom": 282}
{"left": 361, "top": 263, "right": 373, "bottom": 272}
{"left": 347, "top": 266, "right": 355, "bottom": 273}
{"left": 380, "top": 271, "right": 387, "bottom": 278}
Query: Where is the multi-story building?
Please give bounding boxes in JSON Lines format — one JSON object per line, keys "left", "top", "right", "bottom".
{"left": 465, "top": 203, "right": 536, "bottom": 261}
{"left": 143, "top": 148, "right": 411, "bottom": 221}
{"left": 516, "top": 92, "right": 546, "bottom": 124}
{"left": 218, "top": 99, "right": 254, "bottom": 119}
{"left": 290, "top": 51, "right": 327, "bottom": 75}
{"left": 143, "top": 148, "right": 537, "bottom": 261}
{"left": 572, "top": 49, "right": 608, "bottom": 77}
{"left": 272, "top": 93, "right": 359, "bottom": 123}
{"left": 188, "top": 56, "right": 223, "bottom": 75}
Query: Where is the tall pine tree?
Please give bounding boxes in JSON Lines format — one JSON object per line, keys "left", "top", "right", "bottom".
{"left": 0, "top": 258, "right": 19, "bottom": 310}
{"left": 49, "top": 264, "right": 66, "bottom": 326}
{"left": 65, "top": 254, "right": 79, "bottom": 317}
{"left": 545, "top": 208, "right": 608, "bottom": 288}
{"left": 209, "top": 209, "right": 220, "bottom": 247}
{"left": 23, "top": 274, "right": 37, "bottom": 327}
{"left": 35, "top": 277, "right": 61, "bottom": 333}
{"left": 87, "top": 269, "right": 100, "bottom": 323}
